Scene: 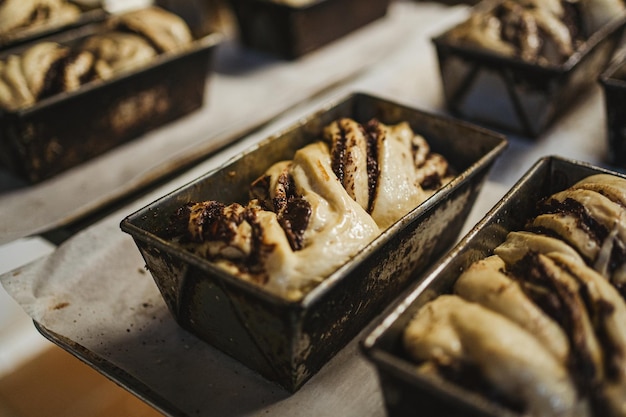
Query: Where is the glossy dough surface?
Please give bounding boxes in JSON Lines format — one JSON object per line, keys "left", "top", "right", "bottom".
{"left": 167, "top": 118, "right": 453, "bottom": 301}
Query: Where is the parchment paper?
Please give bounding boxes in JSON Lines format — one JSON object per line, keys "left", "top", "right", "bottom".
{"left": 2, "top": 2, "right": 622, "bottom": 416}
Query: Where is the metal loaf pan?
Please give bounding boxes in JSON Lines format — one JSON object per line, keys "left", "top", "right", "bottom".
{"left": 432, "top": 0, "right": 626, "bottom": 138}
{"left": 361, "top": 156, "right": 625, "bottom": 417}
{"left": 0, "top": 18, "right": 222, "bottom": 184}
{"left": 120, "top": 92, "right": 507, "bottom": 392}
{"left": 229, "top": 0, "right": 391, "bottom": 59}
{"left": 600, "top": 48, "right": 626, "bottom": 167}
{"left": 0, "top": 1, "right": 108, "bottom": 50}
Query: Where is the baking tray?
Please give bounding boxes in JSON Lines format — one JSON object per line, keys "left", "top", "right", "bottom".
{"left": 229, "top": 0, "right": 391, "bottom": 59}
{"left": 432, "top": 1, "right": 626, "bottom": 138}
{"left": 120, "top": 91, "right": 507, "bottom": 392}
{"left": 0, "top": 17, "right": 222, "bottom": 183}
{"left": 361, "top": 155, "right": 624, "bottom": 417}
{"left": 600, "top": 47, "right": 626, "bottom": 167}
{"left": 0, "top": 1, "right": 108, "bottom": 50}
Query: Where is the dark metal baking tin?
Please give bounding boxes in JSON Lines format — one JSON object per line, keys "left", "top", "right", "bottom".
{"left": 599, "top": 48, "right": 626, "bottom": 167}
{"left": 361, "top": 156, "right": 624, "bottom": 417}
{"left": 0, "top": 22, "right": 222, "bottom": 183}
{"left": 229, "top": 0, "right": 391, "bottom": 59}
{"left": 0, "top": 1, "right": 108, "bottom": 50}
{"left": 120, "top": 92, "right": 507, "bottom": 392}
{"left": 432, "top": 1, "right": 626, "bottom": 138}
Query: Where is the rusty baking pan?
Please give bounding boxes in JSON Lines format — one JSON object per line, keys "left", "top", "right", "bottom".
{"left": 0, "top": 14, "right": 222, "bottom": 184}
{"left": 362, "top": 156, "right": 626, "bottom": 417}
{"left": 229, "top": 0, "right": 391, "bottom": 59}
{"left": 120, "top": 92, "right": 507, "bottom": 392}
{"left": 0, "top": 1, "right": 108, "bottom": 50}
{"left": 432, "top": 1, "right": 626, "bottom": 138}
{"left": 600, "top": 48, "right": 626, "bottom": 167}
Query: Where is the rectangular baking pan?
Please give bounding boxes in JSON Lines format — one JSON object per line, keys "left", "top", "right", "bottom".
{"left": 229, "top": 0, "right": 391, "bottom": 59}
{"left": 600, "top": 48, "right": 626, "bottom": 167}
{"left": 432, "top": 1, "right": 626, "bottom": 138}
{"left": 0, "top": 18, "right": 222, "bottom": 184}
{"left": 0, "top": 1, "right": 108, "bottom": 50}
{"left": 361, "top": 155, "right": 624, "bottom": 417}
{"left": 120, "top": 92, "right": 507, "bottom": 392}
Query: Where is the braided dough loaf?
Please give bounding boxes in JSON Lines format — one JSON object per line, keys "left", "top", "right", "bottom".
{"left": 0, "top": 6, "right": 192, "bottom": 110}
{"left": 0, "top": 0, "right": 81, "bottom": 39}
{"left": 166, "top": 118, "right": 453, "bottom": 301}
{"left": 446, "top": 0, "right": 625, "bottom": 65}
{"left": 404, "top": 173, "right": 626, "bottom": 417}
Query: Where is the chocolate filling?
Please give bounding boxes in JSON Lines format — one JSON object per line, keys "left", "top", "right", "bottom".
{"left": 540, "top": 197, "right": 607, "bottom": 247}
{"left": 496, "top": 4, "right": 536, "bottom": 56}
{"left": 490, "top": 0, "right": 584, "bottom": 64}
{"left": 273, "top": 170, "right": 295, "bottom": 214}
{"left": 511, "top": 253, "right": 600, "bottom": 393}
{"left": 364, "top": 119, "right": 381, "bottom": 213}
{"left": 193, "top": 201, "right": 237, "bottom": 243}
{"left": 28, "top": 7, "right": 51, "bottom": 27}
{"left": 114, "top": 22, "right": 165, "bottom": 54}
{"left": 556, "top": 259, "right": 625, "bottom": 382}
{"left": 275, "top": 172, "right": 310, "bottom": 251}
{"left": 329, "top": 120, "right": 348, "bottom": 186}
{"left": 327, "top": 118, "right": 382, "bottom": 214}
{"left": 561, "top": 2, "right": 584, "bottom": 40}
{"left": 421, "top": 173, "right": 443, "bottom": 190}
{"left": 164, "top": 201, "right": 276, "bottom": 283}
{"left": 551, "top": 257, "right": 626, "bottom": 416}
{"left": 536, "top": 197, "right": 626, "bottom": 280}
{"left": 38, "top": 53, "right": 70, "bottom": 100}
{"left": 280, "top": 197, "right": 311, "bottom": 251}
{"left": 249, "top": 169, "right": 311, "bottom": 252}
